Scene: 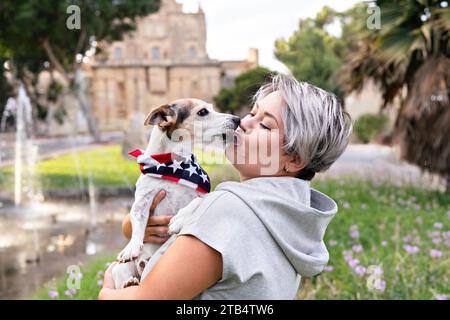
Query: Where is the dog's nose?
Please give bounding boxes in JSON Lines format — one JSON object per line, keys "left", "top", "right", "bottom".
{"left": 231, "top": 116, "right": 240, "bottom": 129}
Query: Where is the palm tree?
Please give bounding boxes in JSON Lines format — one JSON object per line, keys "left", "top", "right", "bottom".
{"left": 339, "top": 0, "right": 450, "bottom": 191}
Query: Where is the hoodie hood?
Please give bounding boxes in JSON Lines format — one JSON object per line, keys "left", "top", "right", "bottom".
{"left": 215, "top": 176, "right": 337, "bottom": 277}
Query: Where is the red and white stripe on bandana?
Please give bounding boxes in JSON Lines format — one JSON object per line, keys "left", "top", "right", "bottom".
{"left": 128, "top": 149, "right": 211, "bottom": 194}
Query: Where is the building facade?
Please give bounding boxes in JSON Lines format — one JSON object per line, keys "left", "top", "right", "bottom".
{"left": 88, "top": 0, "right": 258, "bottom": 131}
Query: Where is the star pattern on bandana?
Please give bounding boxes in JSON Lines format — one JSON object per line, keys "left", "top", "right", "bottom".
{"left": 185, "top": 164, "right": 198, "bottom": 177}
{"left": 169, "top": 159, "right": 183, "bottom": 173}
{"left": 129, "top": 149, "right": 211, "bottom": 193}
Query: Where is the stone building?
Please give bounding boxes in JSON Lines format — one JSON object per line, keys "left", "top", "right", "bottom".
{"left": 88, "top": 0, "right": 258, "bottom": 131}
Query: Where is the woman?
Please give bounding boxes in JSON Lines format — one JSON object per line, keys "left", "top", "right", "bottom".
{"left": 99, "top": 73, "right": 352, "bottom": 299}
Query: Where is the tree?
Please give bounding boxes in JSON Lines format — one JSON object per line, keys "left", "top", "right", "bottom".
{"left": 274, "top": 5, "right": 368, "bottom": 100}
{"left": 339, "top": 0, "right": 450, "bottom": 191}
{"left": 214, "top": 67, "right": 274, "bottom": 114}
{"left": 0, "top": 57, "right": 13, "bottom": 128}
{"left": 0, "top": 0, "right": 161, "bottom": 140}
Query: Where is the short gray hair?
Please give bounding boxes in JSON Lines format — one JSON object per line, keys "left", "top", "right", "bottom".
{"left": 253, "top": 73, "right": 352, "bottom": 179}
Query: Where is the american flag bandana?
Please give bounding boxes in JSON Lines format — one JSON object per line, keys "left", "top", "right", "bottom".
{"left": 128, "top": 149, "right": 211, "bottom": 193}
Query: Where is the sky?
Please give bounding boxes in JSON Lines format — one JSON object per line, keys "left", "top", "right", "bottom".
{"left": 178, "top": 0, "right": 362, "bottom": 72}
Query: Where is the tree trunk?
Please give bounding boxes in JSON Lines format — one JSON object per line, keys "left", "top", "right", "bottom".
{"left": 21, "top": 75, "right": 39, "bottom": 138}
{"left": 74, "top": 68, "right": 101, "bottom": 142}
{"left": 42, "top": 40, "right": 101, "bottom": 141}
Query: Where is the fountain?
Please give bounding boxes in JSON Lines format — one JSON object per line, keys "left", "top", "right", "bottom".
{"left": 0, "top": 83, "right": 40, "bottom": 206}
{"left": 0, "top": 78, "right": 129, "bottom": 299}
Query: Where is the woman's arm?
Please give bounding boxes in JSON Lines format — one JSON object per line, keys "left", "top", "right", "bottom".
{"left": 99, "top": 234, "right": 222, "bottom": 299}
{"left": 122, "top": 190, "right": 173, "bottom": 244}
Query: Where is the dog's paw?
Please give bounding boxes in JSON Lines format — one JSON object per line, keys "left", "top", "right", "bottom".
{"left": 122, "top": 276, "right": 140, "bottom": 288}
{"left": 117, "top": 241, "right": 143, "bottom": 263}
{"left": 168, "top": 215, "right": 183, "bottom": 235}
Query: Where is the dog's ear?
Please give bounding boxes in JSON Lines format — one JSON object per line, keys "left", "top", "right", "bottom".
{"left": 144, "top": 104, "right": 176, "bottom": 128}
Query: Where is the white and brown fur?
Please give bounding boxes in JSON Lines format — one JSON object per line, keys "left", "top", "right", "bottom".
{"left": 111, "top": 98, "right": 240, "bottom": 289}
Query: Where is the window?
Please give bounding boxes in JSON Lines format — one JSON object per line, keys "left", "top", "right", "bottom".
{"left": 151, "top": 46, "right": 161, "bottom": 60}
{"left": 114, "top": 47, "right": 122, "bottom": 60}
{"left": 188, "top": 46, "right": 196, "bottom": 58}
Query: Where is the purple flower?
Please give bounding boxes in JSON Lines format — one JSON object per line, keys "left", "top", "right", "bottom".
{"left": 350, "top": 230, "right": 360, "bottom": 239}
{"left": 435, "top": 294, "right": 448, "bottom": 300}
{"left": 343, "top": 250, "right": 353, "bottom": 262}
{"left": 328, "top": 240, "right": 338, "bottom": 247}
{"left": 352, "top": 244, "right": 363, "bottom": 253}
{"left": 415, "top": 204, "right": 421, "bottom": 211}
{"left": 373, "top": 280, "right": 386, "bottom": 293}
{"left": 360, "top": 203, "right": 367, "bottom": 209}
{"left": 371, "top": 266, "right": 384, "bottom": 275}
{"left": 69, "top": 271, "right": 83, "bottom": 281}
{"left": 403, "top": 235, "right": 412, "bottom": 242}
{"left": 430, "top": 249, "right": 443, "bottom": 258}
{"left": 395, "top": 265, "right": 401, "bottom": 273}
{"left": 97, "top": 279, "right": 103, "bottom": 286}
{"left": 342, "top": 202, "right": 350, "bottom": 209}
{"left": 427, "top": 231, "right": 441, "bottom": 238}
{"left": 354, "top": 265, "right": 366, "bottom": 276}
{"left": 48, "top": 291, "right": 59, "bottom": 299}
{"left": 447, "top": 210, "right": 450, "bottom": 218}
{"left": 324, "top": 265, "right": 334, "bottom": 272}
{"left": 432, "top": 238, "right": 441, "bottom": 245}
{"left": 403, "top": 244, "right": 420, "bottom": 254}
{"left": 381, "top": 240, "right": 388, "bottom": 247}
{"left": 97, "top": 270, "right": 104, "bottom": 276}
{"left": 64, "top": 289, "right": 77, "bottom": 297}
{"left": 443, "top": 231, "right": 450, "bottom": 239}
{"left": 434, "top": 222, "right": 443, "bottom": 229}
{"left": 348, "top": 259, "right": 360, "bottom": 268}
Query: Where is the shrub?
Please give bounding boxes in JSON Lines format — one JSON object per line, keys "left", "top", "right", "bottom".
{"left": 354, "top": 113, "right": 388, "bottom": 143}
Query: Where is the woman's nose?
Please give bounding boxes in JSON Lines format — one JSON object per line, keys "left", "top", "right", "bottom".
{"left": 239, "top": 116, "right": 252, "bottom": 133}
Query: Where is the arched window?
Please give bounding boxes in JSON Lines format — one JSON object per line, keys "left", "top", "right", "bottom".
{"left": 151, "top": 46, "right": 161, "bottom": 60}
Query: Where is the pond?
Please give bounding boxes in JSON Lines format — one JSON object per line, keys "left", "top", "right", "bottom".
{"left": 0, "top": 196, "right": 132, "bottom": 299}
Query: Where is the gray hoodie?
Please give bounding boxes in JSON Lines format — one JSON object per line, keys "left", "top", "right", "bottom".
{"left": 141, "top": 176, "right": 338, "bottom": 300}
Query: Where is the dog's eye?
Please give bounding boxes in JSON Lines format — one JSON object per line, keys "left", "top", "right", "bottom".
{"left": 197, "top": 108, "right": 209, "bottom": 117}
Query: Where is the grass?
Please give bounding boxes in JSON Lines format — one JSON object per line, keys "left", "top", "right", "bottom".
{"left": 3, "top": 145, "right": 448, "bottom": 299}
{"left": 0, "top": 145, "right": 138, "bottom": 192}
{"left": 0, "top": 145, "right": 239, "bottom": 194}
{"left": 32, "top": 253, "right": 115, "bottom": 300}
{"left": 35, "top": 178, "right": 450, "bottom": 300}
{"left": 298, "top": 179, "right": 450, "bottom": 300}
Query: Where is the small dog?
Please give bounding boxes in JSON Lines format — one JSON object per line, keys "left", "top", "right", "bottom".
{"left": 112, "top": 98, "right": 240, "bottom": 289}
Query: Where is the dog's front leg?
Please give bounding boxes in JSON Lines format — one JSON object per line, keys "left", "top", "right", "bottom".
{"left": 117, "top": 189, "right": 157, "bottom": 262}
{"left": 168, "top": 196, "right": 204, "bottom": 235}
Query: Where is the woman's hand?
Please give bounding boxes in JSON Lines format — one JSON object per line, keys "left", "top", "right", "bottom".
{"left": 121, "top": 189, "right": 174, "bottom": 244}
{"left": 99, "top": 235, "right": 223, "bottom": 300}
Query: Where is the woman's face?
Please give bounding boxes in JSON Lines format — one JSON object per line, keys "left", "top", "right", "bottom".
{"left": 226, "top": 90, "right": 298, "bottom": 181}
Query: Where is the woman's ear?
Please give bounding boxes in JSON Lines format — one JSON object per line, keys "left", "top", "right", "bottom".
{"left": 285, "top": 155, "right": 306, "bottom": 173}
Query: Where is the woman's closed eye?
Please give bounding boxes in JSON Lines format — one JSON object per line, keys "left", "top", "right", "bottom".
{"left": 259, "top": 123, "right": 271, "bottom": 130}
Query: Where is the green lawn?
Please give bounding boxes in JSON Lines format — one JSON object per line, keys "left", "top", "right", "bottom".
{"left": 0, "top": 145, "right": 239, "bottom": 193}
{"left": 32, "top": 254, "right": 115, "bottom": 300}
{"left": 34, "top": 179, "right": 449, "bottom": 300}
{"left": 3, "top": 145, "right": 447, "bottom": 300}
{"left": 299, "top": 179, "right": 449, "bottom": 300}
